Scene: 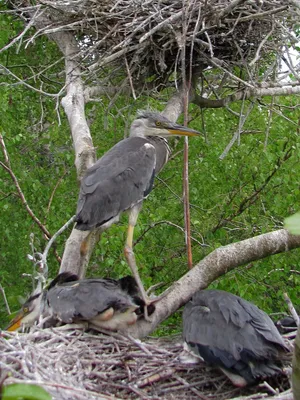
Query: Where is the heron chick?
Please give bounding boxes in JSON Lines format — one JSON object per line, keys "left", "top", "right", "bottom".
{"left": 75, "top": 111, "right": 201, "bottom": 306}
{"left": 6, "top": 272, "right": 154, "bottom": 332}
{"left": 182, "top": 290, "right": 290, "bottom": 387}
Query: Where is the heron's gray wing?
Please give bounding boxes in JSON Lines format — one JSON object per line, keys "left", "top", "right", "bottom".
{"left": 46, "top": 279, "right": 137, "bottom": 323}
{"left": 183, "top": 290, "right": 286, "bottom": 363}
{"left": 235, "top": 297, "right": 288, "bottom": 350}
{"left": 76, "top": 137, "right": 156, "bottom": 230}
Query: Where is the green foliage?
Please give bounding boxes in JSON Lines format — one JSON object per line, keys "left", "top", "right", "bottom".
{"left": 2, "top": 383, "right": 51, "bottom": 400}
{"left": 0, "top": 9, "right": 75, "bottom": 326}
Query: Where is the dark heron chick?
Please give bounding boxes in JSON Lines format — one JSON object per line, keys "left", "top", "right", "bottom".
{"left": 6, "top": 272, "right": 154, "bottom": 332}
{"left": 75, "top": 111, "right": 201, "bottom": 307}
{"left": 275, "top": 315, "right": 299, "bottom": 334}
{"left": 182, "top": 290, "right": 290, "bottom": 387}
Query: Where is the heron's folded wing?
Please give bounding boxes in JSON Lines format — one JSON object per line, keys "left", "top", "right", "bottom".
{"left": 183, "top": 290, "right": 287, "bottom": 363}
{"left": 76, "top": 137, "right": 156, "bottom": 227}
{"left": 47, "top": 281, "right": 137, "bottom": 323}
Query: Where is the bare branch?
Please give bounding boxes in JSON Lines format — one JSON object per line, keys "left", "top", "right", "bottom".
{"left": 0, "top": 6, "right": 43, "bottom": 54}
{"left": 0, "top": 283, "right": 11, "bottom": 315}
{"left": 283, "top": 292, "right": 300, "bottom": 326}
{"left": 192, "top": 84, "right": 300, "bottom": 110}
{"left": 0, "top": 134, "right": 52, "bottom": 241}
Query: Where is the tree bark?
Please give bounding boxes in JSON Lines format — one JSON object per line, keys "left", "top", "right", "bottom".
{"left": 128, "top": 229, "right": 300, "bottom": 338}
{"left": 51, "top": 32, "right": 97, "bottom": 277}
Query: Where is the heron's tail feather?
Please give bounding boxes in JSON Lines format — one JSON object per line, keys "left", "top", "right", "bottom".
{"left": 75, "top": 220, "right": 92, "bottom": 231}
{"left": 47, "top": 272, "right": 79, "bottom": 290}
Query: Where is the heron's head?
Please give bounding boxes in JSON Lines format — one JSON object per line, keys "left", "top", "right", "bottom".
{"left": 130, "top": 111, "right": 201, "bottom": 138}
{"left": 6, "top": 291, "right": 43, "bottom": 331}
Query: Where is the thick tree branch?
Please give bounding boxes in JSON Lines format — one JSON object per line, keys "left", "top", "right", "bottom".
{"left": 129, "top": 229, "right": 300, "bottom": 338}
{"left": 192, "top": 84, "right": 300, "bottom": 109}
{"left": 48, "top": 31, "right": 97, "bottom": 276}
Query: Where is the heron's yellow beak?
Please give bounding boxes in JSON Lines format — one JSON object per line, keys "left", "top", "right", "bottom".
{"left": 6, "top": 311, "right": 25, "bottom": 331}
{"left": 167, "top": 124, "right": 201, "bottom": 137}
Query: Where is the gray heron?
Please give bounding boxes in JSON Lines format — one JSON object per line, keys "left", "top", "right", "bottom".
{"left": 6, "top": 272, "right": 154, "bottom": 332}
{"left": 75, "top": 111, "right": 201, "bottom": 305}
{"left": 182, "top": 290, "right": 290, "bottom": 387}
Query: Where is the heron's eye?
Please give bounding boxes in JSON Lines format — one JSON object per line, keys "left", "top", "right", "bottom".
{"left": 23, "top": 307, "right": 29, "bottom": 313}
{"left": 155, "top": 121, "right": 161, "bottom": 126}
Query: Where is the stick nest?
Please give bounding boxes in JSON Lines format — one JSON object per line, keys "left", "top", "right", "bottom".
{"left": 0, "top": 327, "right": 294, "bottom": 400}
{"left": 10, "top": 0, "right": 298, "bottom": 90}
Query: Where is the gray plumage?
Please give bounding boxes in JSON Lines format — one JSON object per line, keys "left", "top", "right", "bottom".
{"left": 183, "top": 290, "right": 289, "bottom": 386}
{"left": 45, "top": 276, "right": 138, "bottom": 324}
{"left": 75, "top": 136, "right": 160, "bottom": 230}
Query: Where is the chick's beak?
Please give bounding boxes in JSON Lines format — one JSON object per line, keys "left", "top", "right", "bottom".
{"left": 167, "top": 123, "right": 201, "bottom": 137}
{"left": 6, "top": 311, "right": 25, "bottom": 331}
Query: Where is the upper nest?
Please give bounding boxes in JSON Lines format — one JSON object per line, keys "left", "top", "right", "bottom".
{"left": 0, "top": 327, "right": 294, "bottom": 400}
{"left": 11, "top": 0, "right": 298, "bottom": 89}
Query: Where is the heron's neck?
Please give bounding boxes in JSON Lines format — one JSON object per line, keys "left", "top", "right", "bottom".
{"left": 129, "top": 127, "right": 146, "bottom": 137}
{"left": 146, "top": 136, "right": 171, "bottom": 173}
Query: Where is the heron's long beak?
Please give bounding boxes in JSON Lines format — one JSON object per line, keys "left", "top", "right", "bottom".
{"left": 6, "top": 311, "right": 25, "bottom": 331}
{"left": 167, "top": 123, "right": 201, "bottom": 137}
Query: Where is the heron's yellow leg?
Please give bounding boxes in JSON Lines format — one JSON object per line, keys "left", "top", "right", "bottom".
{"left": 126, "top": 223, "right": 134, "bottom": 249}
{"left": 124, "top": 205, "right": 154, "bottom": 321}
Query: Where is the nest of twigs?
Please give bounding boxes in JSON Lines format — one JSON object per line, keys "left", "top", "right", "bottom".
{"left": 10, "top": 0, "right": 297, "bottom": 89}
{"left": 0, "top": 326, "right": 295, "bottom": 400}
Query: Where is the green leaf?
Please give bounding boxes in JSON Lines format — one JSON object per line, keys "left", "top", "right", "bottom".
{"left": 2, "top": 383, "right": 52, "bottom": 400}
{"left": 284, "top": 212, "right": 300, "bottom": 235}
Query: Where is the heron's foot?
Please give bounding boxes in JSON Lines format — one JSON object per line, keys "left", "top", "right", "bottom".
{"left": 124, "top": 244, "right": 151, "bottom": 315}
{"left": 146, "top": 285, "right": 172, "bottom": 304}
{"left": 146, "top": 282, "right": 165, "bottom": 296}
{"left": 140, "top": 289, "right": 170, "bottom": 322}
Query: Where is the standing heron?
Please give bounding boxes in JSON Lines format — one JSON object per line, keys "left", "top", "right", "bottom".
{"left": 182, "top": 290, "right": 289, "bottom": 387}
{"left": 6, "top": 273, "right": 154, "bottom": 332}
{"left": 75, "top": 111, "right": 201, "bottom": 305}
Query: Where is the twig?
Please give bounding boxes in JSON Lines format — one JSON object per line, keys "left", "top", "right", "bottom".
{"left": 259, "top": 381, "right": 278, "bottom": 395}
{"left": 139, "top": 10, "right": 183, "bottom": 43}
{"left": 0, "top": 283, "right": 11, "bottom": 314}
{"left": 0, "top": 65, "right": 59, "bottom": 97}
{"left": 39, "top": 215, "right": 76, "bottom": 278}
{"left": 134, "top": 220, "right": 205, "bottom": 247}
{"left": 125, "top": 334, "right": 152, "bottom": 356}
{"left": 0, "top": 134, "right": 51, "bottom": 240}
{"left": 124, "top": 57, "right": 136, "bottom": 100}
{"left": 45, "top": 169, "right": 69, "bottom": 221}
{"left": 136, "top": 368, "right": 174, "bottom": 388}
{"left": 219, "top": 99, "right": 254, "bottom": 160}
{"left": 283, "top": 292, "right": 300, "bottom": 326}
{"left": 181, "top": 1, "right": 193, "bottom": 269}
{"left": 249, "top": 23, "right": 275, "bottom": 67}
{"left": 0, "top": 6, "right": 43, "bottom": 54}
